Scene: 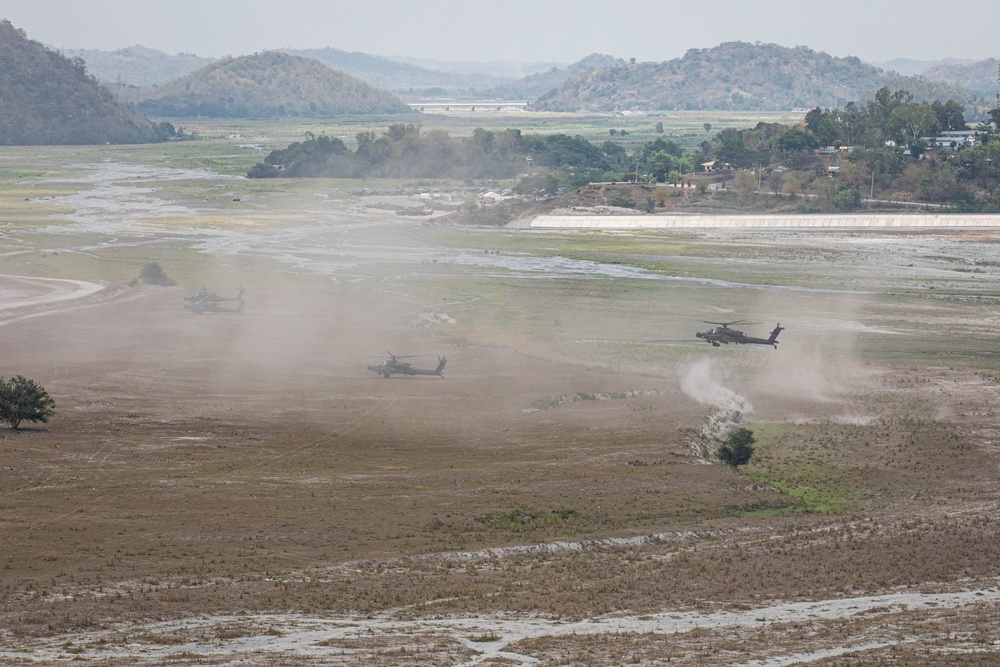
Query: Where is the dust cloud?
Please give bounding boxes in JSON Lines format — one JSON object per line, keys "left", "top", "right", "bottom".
{"left": 681, "top": 357, "right": 753, "bottom": 414}
{"left": 681, "top": 357, "right": 753, "bottom": 456}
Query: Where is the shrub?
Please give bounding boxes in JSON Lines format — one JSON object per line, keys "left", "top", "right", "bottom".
{"left": 718, "top": 427, "right": 755, "bottom": 467}
{"left": 139, "top": 262, "right": 175, "bottom": 286}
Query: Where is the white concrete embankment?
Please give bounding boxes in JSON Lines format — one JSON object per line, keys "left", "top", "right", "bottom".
{"left": 528, "top": 214, "right": 1000, "bottom": 229}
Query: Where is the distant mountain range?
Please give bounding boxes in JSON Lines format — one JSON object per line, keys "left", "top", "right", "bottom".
{"left": 281, "top": 47, "right": 510, "bottom": 94}
{"left": 15, "top": 27, "right": 996, "bottom": 127}
{"left": 64, "top": 41, "right": 996, "bottom": 115}
{"left": 872, "top": 58, "right": 978, "bottom": 77}
{"left": 0, "top": 20, "right": 163, "bottom": 144}
{"left": 61, "top": 43, "right": 598, "bottom": 100}
{"left": 6, "top": 14, "right": 994, "bottom": 148}
{"left": 533, "top": 42, "right": 985, "bottom": 113}
{"left": 386, "top": 56, "right": 566, "bottom": 79}
{"left": 60, "top": 44, "right": 214, "bottom": 87}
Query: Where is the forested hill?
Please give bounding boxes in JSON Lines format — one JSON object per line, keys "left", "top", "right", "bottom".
{"left": 123, "top": 52, "right": 413, "bottom": 118}
{"left": 0, "top": 20, "right": 162, "bottom": 145}
{"left": 923, "top": 58, "right": 1000, "bottom": 99}
{"left": 533, "top": 42, "right": 980, "bottom": 112}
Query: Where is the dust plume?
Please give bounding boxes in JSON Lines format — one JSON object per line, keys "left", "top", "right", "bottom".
{"left": 681, "top": 357, "right": 753, "bottom": 414}
{"left": 681, "top": 358, "right": 753, "bottom": 459}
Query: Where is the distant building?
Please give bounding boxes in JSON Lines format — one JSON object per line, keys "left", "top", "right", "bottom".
{"left": 701, "top": 160, "right": 730, "bottom": 172}
{"left": 816, "top": 146, "right": 854, "bottom": 155}
{"left": 925, "top": 130, "right": 980, "bottom": 149}
{"left": 479, "top": 191, "right": 516, "bottom": 206}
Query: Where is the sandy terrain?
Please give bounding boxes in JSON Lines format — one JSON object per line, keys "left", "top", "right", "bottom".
{"left": 2, "top": 154, "right": 1000, "bottom": 665}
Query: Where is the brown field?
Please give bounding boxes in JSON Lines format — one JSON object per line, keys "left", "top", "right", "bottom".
{"left": 2, "top": 141, "right": 1000, "bottom": 665}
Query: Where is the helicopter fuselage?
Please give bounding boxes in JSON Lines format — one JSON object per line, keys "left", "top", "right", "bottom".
{"left": 368, "top": 356, "right": 447, "bottom": 378}
{"left": 696, "top": 323, "right": 783, "bottom": 348}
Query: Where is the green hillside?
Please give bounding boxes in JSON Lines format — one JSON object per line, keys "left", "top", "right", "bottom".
{"left": 923, "top": 58, "right": 999, "bottom": 98}
{"left": 125, "top": 51, "right": 413, "bottom": 118}
{"left": 0, "top": 20, "right": 162, "bottom": 145}
{"left": 533, "top": 42, "right": 980, "bottom": 112}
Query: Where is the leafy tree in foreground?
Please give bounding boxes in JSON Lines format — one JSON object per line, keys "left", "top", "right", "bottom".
{"left": 718, "top": 427, "right": 755, "bottom": 467}
{"left": 0, "top": 375, "right": 55, "bottom": 430}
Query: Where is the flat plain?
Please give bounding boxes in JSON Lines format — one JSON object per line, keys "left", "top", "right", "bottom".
{"left": 2, "top": 121, "right": 1000, "bottom": 666}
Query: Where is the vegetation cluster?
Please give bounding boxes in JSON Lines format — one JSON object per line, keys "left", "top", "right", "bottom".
{"left": 138, "top": 262, "right": 175, "bottom": 286}
{"left": 709, "top": 88, "right": 1000, "bottom": 212}
{"left": 247, "top": 123, "right": 680, "bottom": 188}
{"left": 718, "top": 427, "right": 756, "bottom": 467}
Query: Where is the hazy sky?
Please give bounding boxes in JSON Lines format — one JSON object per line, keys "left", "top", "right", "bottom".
{"left": 4, "top": 0, "right": 999, "bottom": 65}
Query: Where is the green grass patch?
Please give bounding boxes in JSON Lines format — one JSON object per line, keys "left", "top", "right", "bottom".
{"left": 474, "top": 507, "right": 579, "bottom": 531}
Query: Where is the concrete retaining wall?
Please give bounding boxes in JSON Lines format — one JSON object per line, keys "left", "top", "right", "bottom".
{"left": 528, "top": 214, "right": 1000, "bottom": 229}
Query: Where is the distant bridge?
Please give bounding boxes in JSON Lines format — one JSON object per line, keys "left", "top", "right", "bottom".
{"left": 408, "top": 101, "right": 530, "bottom": 113}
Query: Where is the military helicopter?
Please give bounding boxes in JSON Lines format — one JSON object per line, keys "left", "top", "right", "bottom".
{"left": 696, "top": 320, "right": 783, "bottom": 348}
{"left": 184, "top": 286, "right": 245, "bottom": 314}
{"left": 368, "top": 352, "right": 447, "bottom": 378}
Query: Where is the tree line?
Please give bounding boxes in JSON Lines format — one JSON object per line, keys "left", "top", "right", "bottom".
{"left": 249, "top": 87, "right": 1000, "bottom": 211}
{"left": 247, "top": 124, "right": 697, "bottom": 193}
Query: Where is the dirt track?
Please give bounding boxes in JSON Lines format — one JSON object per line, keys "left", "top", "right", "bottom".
{"left": 3, "top": 154, "right": 1000, "bottom": 665}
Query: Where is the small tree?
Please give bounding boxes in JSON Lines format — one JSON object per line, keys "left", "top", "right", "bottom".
{"left": 833, "top": 186, "right": 863, "bottom": 212}
{"left": 0, "top": 375, "right": 56, "bottom": 430}
{"left": 990, "top": 106, "right": 1000, "bottom": 131}
{"left": 718, "top": 427, "right": 755, "bottom": 467}
{"left": 139, "top": 262, "right": 175, "bottom": 286}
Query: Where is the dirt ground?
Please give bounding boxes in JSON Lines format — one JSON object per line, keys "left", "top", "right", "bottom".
{"left": 2, "top": 148, "right": 1000, "bottom": 665}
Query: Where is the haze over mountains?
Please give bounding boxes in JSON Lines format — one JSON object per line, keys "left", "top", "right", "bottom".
{"left": 3, "top": 14, "right": 997, "bottom": 146}
{"left": 61, "top": 43, "right": 598, "bottom": 99}
{"left": 61, "top": 39, "right": 995, "bottom": 114}
{"left": 59, "top": 44, "right": 214, "bottom": 87}
{"left": 923, "top": 58, "right": 1000, "bottom": 99}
